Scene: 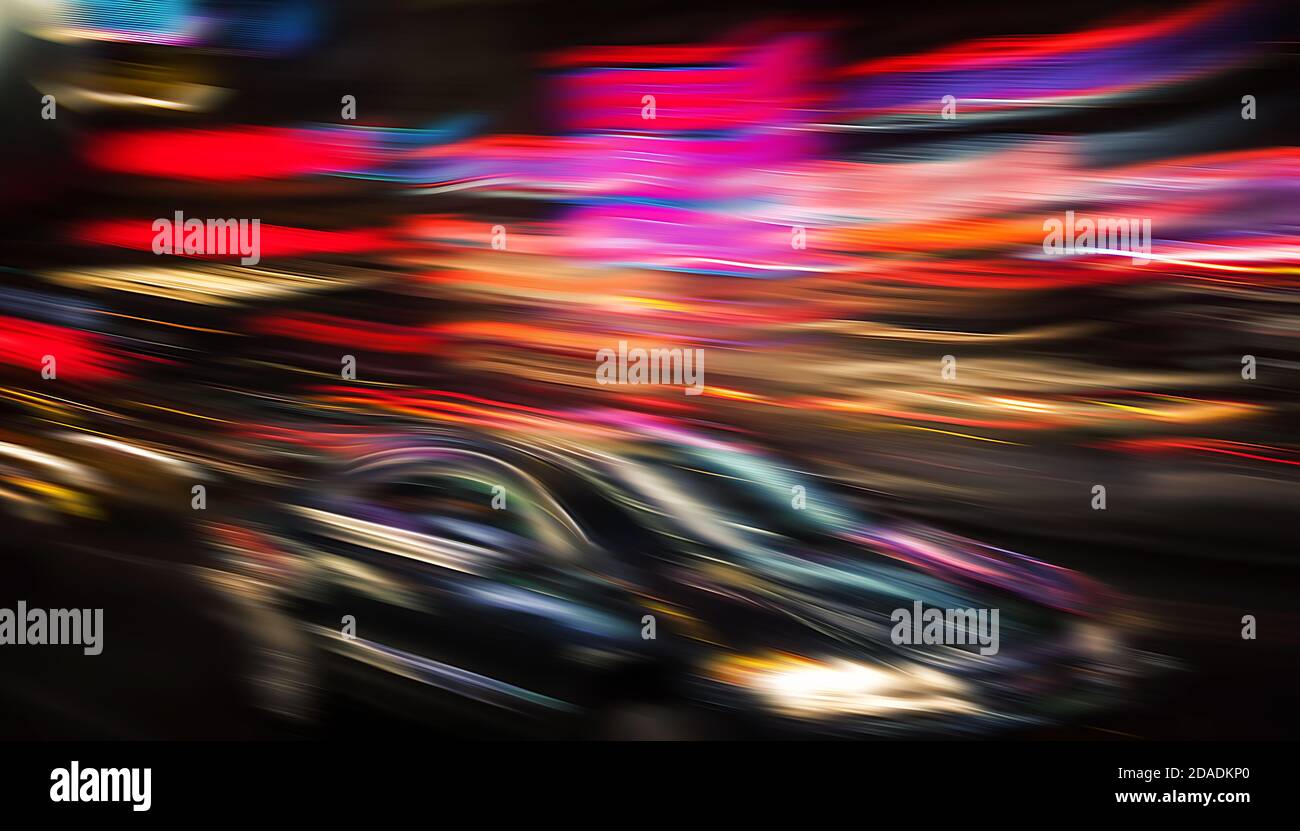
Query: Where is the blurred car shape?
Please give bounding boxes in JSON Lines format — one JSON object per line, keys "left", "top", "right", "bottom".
{"left": 213, "top": 420, "right": 1135, "bottom": 738}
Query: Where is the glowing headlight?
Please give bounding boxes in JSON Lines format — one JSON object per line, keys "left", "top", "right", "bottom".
{"left": 711, "top": 653, "right": 977, "bottom": 719}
